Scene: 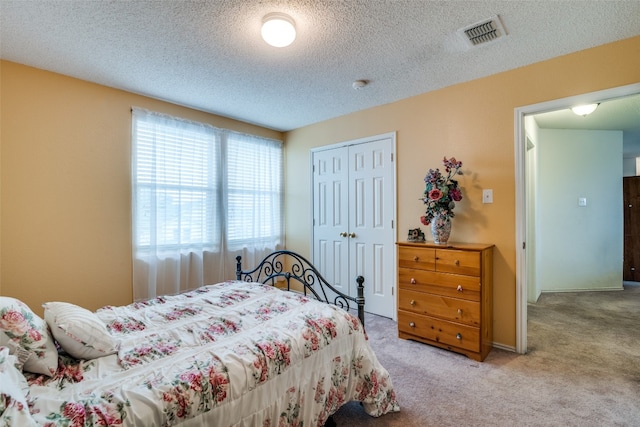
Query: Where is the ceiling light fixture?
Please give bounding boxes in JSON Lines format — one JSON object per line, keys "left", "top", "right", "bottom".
{"left": 571, "top": 103, "right": 599, "bottom": 116}
{"left": 261, "top": 13, "right": 296, "bottom": 47}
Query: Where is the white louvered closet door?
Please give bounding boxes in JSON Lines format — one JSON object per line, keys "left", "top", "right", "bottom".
{"left": 312, "top": 134, "right": 396, "bottom": 319}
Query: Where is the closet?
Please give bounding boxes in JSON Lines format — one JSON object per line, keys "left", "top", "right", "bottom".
{"left": 311, "top": 133, "right": 396, "bottom": 318}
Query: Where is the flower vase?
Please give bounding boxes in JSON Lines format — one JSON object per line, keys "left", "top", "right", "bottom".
{"left": 431, "top": 215, "right": 451, "bottom": 245}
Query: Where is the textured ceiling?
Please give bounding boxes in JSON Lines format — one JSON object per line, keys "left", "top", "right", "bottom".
{"left": 1, "top": 1, "right": 640, "bottom": 132}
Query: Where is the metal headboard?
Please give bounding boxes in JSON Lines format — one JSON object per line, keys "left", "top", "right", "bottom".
{"left": 235, "top": 250, "right": 365, "bottom": 327}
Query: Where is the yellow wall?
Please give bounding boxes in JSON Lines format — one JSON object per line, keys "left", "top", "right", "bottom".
{"left": 1, "top": 36, "right": 639, "bottom": 347}
{"left": 284, "top": 35, "right": 640, "bottom": 348}
{"left": 0, "top": 60, "right": 282, "bottom": 316}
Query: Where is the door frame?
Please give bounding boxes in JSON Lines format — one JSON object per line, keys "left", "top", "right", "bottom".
{"left": 310, "top": 131, "right": 398, "bottom": 319}
{"left": 514, "top": 82, "right": 640, "bottom": 354}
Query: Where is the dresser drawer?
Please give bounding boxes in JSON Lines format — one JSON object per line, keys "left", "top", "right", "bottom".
{"left": 398, "top": 289, "right": 480, "bottom": 326}
{"left": 398, "top": 246, "right": 435, "bottom": 270}
{"left": 398, "top": 268, "right": 481, "bottom": 301}
{"left": 435, "top": 249, "right": 481, "bottom": 276}
{"left": 398, "top": 310, "right": 480, "bottom": 352}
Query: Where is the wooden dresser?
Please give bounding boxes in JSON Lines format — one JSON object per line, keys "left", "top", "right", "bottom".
{"left": 397, "top": 241, "right": 494, "bottom": 361}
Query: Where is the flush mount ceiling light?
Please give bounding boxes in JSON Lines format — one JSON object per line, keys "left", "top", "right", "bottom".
{"left": 571, "top": 103, "right": 599, "bottom": 116}
{"left": 261, "top": 13, "right": 296, "bottom": 47}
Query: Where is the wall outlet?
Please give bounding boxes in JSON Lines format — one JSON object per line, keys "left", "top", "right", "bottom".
{"left": 482, "top": 189, "right": 493, "bottom": 204}
{"left": 578, "top": 197, "right": 587, "bottom": 207}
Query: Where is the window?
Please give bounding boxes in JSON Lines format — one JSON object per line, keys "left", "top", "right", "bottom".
{"left": 131, "top": 108, "right": 283, "bottom": 299}
{"left": 226, "top": 133, "right": 283, "bottom": 249}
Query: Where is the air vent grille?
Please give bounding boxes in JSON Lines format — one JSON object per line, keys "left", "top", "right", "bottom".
{"left": 459, "top": 15, "right": 506, "bottom": 47}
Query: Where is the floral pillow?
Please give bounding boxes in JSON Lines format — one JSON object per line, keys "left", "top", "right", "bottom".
{"left": 0, "top": 297, "right": 58, "bottom": 377}
{"left": 0, "top": 346, "right": 37, "bottom": 426}
{"left": 43, "top": 301, "right": 117, "bottom": 360}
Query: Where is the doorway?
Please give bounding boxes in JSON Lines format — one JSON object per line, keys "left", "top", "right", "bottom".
{"left": 623, "top": 176, "right": 640, "bottom": 281}
{"left": 514, "top": 83, "right": 640, "bottom": 354}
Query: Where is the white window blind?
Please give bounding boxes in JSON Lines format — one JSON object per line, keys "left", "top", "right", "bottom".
{"left": 226, "top": 133, "right": 283, "bottom": 249}
{"left": 131, "top": 108, "right": 283, "bottom": 299}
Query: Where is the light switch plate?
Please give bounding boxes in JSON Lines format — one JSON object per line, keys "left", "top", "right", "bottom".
{"left": 483, "top": 189, "right": 493, "bottom": 204}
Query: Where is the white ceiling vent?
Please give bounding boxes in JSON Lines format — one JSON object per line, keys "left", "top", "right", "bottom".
{"left": 459, "top": 15, "right": 506, "bottom": 48}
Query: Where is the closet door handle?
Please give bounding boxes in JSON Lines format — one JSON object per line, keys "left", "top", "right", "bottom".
{"left": 339, "top": 232, "right": 348, "bottom": 237}
{"left": 348, "top": 232, "right": 356, "bottom": 238}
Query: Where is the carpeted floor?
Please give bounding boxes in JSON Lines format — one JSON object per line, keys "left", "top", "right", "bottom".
{"left": 331, "top": 283, "right": 640, "bottom": 426}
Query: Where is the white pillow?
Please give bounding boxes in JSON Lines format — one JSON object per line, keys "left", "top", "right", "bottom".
{"left": 43, "top": 302, "right": 117, "bottom": 360}
{"left": 0, "top": 297, "right": 58, "bottom": 376}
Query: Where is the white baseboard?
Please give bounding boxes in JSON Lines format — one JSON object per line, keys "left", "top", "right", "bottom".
{"left": 492, "top": 342, "right": 516, "bottom": 353}
{"left": 540, "top": 286, "right": 623, "bottom": 293}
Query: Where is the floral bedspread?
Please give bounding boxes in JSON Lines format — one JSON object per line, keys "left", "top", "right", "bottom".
{"left": 26, "top": 281, "right": 399, "bottom": 426}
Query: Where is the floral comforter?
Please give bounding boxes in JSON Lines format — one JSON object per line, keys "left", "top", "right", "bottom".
{"left": 25, "top": 281, "right": 399, "bottom": 426}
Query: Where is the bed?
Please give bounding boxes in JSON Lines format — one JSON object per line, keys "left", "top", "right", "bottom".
{"left": 0, "top": 250, "right": 399, "bottom": 426}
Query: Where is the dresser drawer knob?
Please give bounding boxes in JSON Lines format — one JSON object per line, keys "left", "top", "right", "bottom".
{"left": 456, "top": 333, "right": 462, "bottom": 340}
{"left": 409, "top": 322, "right": 416, "bottom": 328}
{"left": 455, "top": 259, "right": 460, "bottom": 266}
{"left": 413, "top": 256, "right": 419, "bottom": 262}
{"left": 456, "top": 285, "right": 463, "bottom": 292}
{"left": 410, "top": 299, "right": 416, "bottom": 306}
{"left": 410, "top": 278, "right": 416, "bottom": 284}
{"left": 457, "top": 308, "right": 462, "bottom": 314}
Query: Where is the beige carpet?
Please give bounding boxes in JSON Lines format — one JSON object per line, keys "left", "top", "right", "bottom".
{"left": 332, "top": 284, "right": 640, "bottom": 426}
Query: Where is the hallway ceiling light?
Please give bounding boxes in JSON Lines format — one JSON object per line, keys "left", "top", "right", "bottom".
{"left": 571, "top": 103, "right": 599, "bottom": 116}
{"left": 261, "top": 13, "right": 296, "bottom": 47}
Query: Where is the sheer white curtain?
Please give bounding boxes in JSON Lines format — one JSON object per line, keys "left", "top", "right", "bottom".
{"left": 131, "top": 108, "right": 283, "bottom": 300}
{"left": 225, "top": 131, "right": 284, "bottom": 269}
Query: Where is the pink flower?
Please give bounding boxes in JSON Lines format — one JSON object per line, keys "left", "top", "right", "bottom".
{"left": 224, "top": 320, "right": 239, "bottom": 331}
{"left": 260, "top": 342, "right": 276, "bottom": 359}
{"left": 180, "top": 371, "right": 203, "bottom": 392}
{"left": 137, "top": 346, "right": 152, "bottom": 356}
{"left": 175, "top": 389, "right": 190, "bottom": 419}
{"left": 91, "top": 406, "right": 122, "bottom": 426}
{"left": 62, "top": 363, "right": 84, "bottom": 383}
{"left": 28, "top": 328, "right": 42, "bottom": 341}
{"left": 1, "top": 310, "right": 28, "bottom": 334}
{"left": 420, "top": 216, "right": 430, "bottom": 226}
{"left": 253, "top": 357, "right": 268, "bottom": 382}
{"left": 209, "top": 369, "right": 229, "bottom": 402}
{"left": 165, "top": 311, "right": 181, "bottom": 321}
{"left": 62, "top": 402, "right": 86, "bottom": 427}
{"left": 428, "top": 189, "right": 443, "bottom": 201}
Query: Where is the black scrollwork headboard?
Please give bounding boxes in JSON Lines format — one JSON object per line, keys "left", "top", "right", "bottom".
{"left": 235, "top": 250, "right": 365, "bottom": 327}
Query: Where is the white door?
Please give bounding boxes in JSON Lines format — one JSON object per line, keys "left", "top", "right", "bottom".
{"left": 312, "top": 146, "right": 350, "bottom": 297}
{"left": 312, "top": 133, "right": 396, "bottom": 319}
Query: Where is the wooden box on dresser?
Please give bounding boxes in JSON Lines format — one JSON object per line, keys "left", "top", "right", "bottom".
{"left": 397, "top": 241, "right": 494, "bottom": 361}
